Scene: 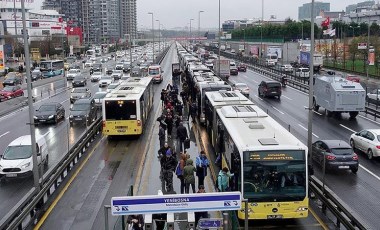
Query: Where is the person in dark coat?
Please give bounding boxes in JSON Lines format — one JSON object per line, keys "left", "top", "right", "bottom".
{"left": 195, "top": 185, "right": 208, "bottom": 226}
{"left": 127, "top": 214, "right": 144, "bottom": 230}
{"left": 176, "top": 102, "right": 183, "bottom": 117}
{"left": 165, "top": 114, "right": 174, "bottom": 139}
{"left": 160, "top": 149, "right": 177, "bottom": 192}
{"left": 158, "top": 125, "right": 166, "bottom": 148}
{"left": 176, "top": 122, "right": 188, "bottom": 152}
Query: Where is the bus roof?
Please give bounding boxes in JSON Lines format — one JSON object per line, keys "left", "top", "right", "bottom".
{"left": 105, "top": 86, "right": 145, "bottom": 100}
{"left": 40, "top": 60, "right": 63, "bottom": 62}
{"left": 216, "top": 105, "right": 306, "bottom": 152}
{"left": 205, "top": 91, "right": 253, "bottom": 107}
{"left": 118, "top": 77, "right": 153, "bottom": 88}
{"left": 197, "top": 81, "right": 231, "bottom": 92}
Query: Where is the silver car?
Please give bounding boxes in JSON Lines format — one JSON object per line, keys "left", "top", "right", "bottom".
{"left": 350, "top": 129, "right": 380, "bottom": 160}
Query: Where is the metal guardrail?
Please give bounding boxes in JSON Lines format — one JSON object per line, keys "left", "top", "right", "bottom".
{"left": 309, "top": 176, "right": 371, "bottom": 230}
{"left": 0, "top": 117, "right": 102, "bottom": 229}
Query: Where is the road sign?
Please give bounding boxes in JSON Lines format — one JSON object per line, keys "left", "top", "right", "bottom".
{"left": 111, "top": 192, "right": 241, "bottom": 216}
{"left": 198, "top": 218, "right": 223, "bottom": 229}
{"left": 358, "top": 43, "right": 367, "bottom": 50}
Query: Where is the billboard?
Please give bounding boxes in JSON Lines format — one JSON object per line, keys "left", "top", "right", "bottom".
{"left": 267, "top": 46, "right": 282, "bottom": 59}
{"left": 299, "top": 51, "right": 311, "bottom": 65}
{"left": 369, "top": 48, "right": 375, "bottom": 66}
{"left": 249, "top": 45, "right": 259, "bottom": 56}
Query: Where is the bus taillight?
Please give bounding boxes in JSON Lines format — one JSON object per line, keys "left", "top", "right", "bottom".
{"left": 137, "top": 120, "right": 141, "bottom": 126}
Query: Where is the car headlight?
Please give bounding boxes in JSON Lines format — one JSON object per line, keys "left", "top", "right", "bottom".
{"left": 48, "top": 115, "right": 54, "bottom": 119}
{"left": 21, "top": 162, "right": 31, "bottom": 169}
{"left": 9, "top": 81, "right": 13, "bottom": 83}
{"left": 69, "top": 115, "right": 73, "bottom": 118}
{"left": 33, "top": 116, "right": 37, "bottom": 119}
{"left": 81, "top": 81, "right": 85, "bottom": 83}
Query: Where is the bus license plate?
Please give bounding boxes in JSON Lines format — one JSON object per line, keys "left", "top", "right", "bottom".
{"left": 339, "top": 166, "right": 349, "bottom": 169}
{"left": 6, "top": 173, "right": 17, "bottom": 178}
{"left": 117, "top": 129, "right": 126, "bottom": 133}
{"left": 267, "top": 215, "right": 283, "bottom": 219}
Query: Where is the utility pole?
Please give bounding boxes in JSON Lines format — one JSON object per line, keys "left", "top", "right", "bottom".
{"left": 308, "top": 0, "right": 315, "bottom": 171}
{"left": 21, "top": 0, "right": 40, "bottom": 192}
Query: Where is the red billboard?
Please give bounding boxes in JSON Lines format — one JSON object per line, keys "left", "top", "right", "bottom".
{"left": 65, "top": 27, "right": 83, "bottom": 45}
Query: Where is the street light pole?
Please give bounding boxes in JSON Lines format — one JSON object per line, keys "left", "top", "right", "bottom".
{"left": 261, "top": 0, "right": 264, "bottom": 58}
{"left": 198, "top": 11, "right": 204, "bottom": 40}
{"left": 190, "top": 19, "right": 194, "bottom": 44}
{"left": 218, "top": 0, "right": 221, "bottom": 79}
{"left": 148, "top": 12, "right": 154, "bottom": 62}
{"left": 308, "top": 0, "right": 315, "bottom": 171}
{"left": 21, "top": 0, "right": 40, "bottom": 192}
{"left": 367, "top": 15, "right": 370, "bottom": 82}
{"left": 156, "top": 20, "right": 161, "bottom": 54}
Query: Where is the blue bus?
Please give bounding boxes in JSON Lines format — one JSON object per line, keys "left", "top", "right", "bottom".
{"left": 40, "top": 60, "right": 64, "bottom": 77}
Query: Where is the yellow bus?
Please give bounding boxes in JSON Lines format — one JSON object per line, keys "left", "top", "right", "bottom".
{"left": 214, "top": 104, "right": 309, "bottom": 220}
{"left": 102, "top": 77, "right": 154, "bottom": 136}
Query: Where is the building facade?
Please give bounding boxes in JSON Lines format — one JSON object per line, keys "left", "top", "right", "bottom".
{"left": 42, "top": 0, "right": 82, "bottom": 27}
{"left": 346, "top": 1, "right": 375, "bottom": 14}
{"left": 119, "top": 0, "right": 137, "bottom": 40}
{"left": 298, "top": 2, "right": 330, "bottom": 20}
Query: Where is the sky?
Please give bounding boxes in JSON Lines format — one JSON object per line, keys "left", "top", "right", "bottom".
{"left": 33, "top": 0, "right": 365, "bottom": 29}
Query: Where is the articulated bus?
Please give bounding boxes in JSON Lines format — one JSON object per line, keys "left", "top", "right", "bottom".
{"left": 102, "top": 77, "right": 154, "bottom": 136}
{"left": 204, "top": 91, "right": 254, "bottom": 146}
{"left": 39, "top": 60, "right": 64, "bottom": 77}
{"left": 212, "top": 104, "right": 309, "bottom": 220}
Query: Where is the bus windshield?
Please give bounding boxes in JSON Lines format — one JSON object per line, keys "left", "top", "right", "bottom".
{"left": 242, "top": 150, "right": 306, "bottom": 202}
{"left": 105, "top": 100, "right": 137, "bottom": 120}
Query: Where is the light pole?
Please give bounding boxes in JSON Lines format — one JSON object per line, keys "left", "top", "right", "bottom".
{"left": 242, "top": 29, "right": 246, "bottom": 52}
{"left": 156, "top": 20, "right": 161, "bottom": 55}
{"left": 190, "top": 19, "right": 194, "bottom": 44}
{"left": 148, "top": 12, "right": 155, "bottom": 62}
{"left": 349, "top": 25, "right": 360, "bottom": 38}
{"left": 308, "top": 0, "right": 315, "bottom": 172}
{"left": 198, "top": 10, "right": 204, "bottom": 40}
{"left": 261, "top": 0, "right": 264, "bottom": 58}
{"left": 218, "top": 0, "right": 221, "bottom": 79}
{"left": 364, "top": 13, "right": 371, "bottom": 82}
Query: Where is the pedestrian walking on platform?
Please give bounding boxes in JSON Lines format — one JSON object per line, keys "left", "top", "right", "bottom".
{"left": 183, "top": 158, "right": 196, "bottom": 193}
{"left": 160, "top": 89, "right": 166, "bottom": 107}
{"left": 196, "top": 151, "right": 210, "bottom": 188}
{"left": 160, "top": 149, "right": 177, "bottom": 192}
{"left": 217, "top": 167, "right": 234, "bottom": 192}
{"left": 127, "top": 214, "right": 144, "bottom": 230}
{"left": 158, "top": 125, "right": 166, "bottom": 148}
{"left": 176, "top": 152, "right": 187, "bottom": 194}
{"left": 176, "top": 122, "right": 188, "bottom": 152}
{"left": 165, "top": 114, "right": 174, "bottom": 139}
{"left": 189, "top": 102, "right": 197, "bottom": 122}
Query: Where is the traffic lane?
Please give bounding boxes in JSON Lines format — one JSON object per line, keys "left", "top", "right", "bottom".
{"left": 39, "top": 45, "right": 176, "bottom": 229}
{"left": 313, "top": 160, "right": 380, "bottom": 230}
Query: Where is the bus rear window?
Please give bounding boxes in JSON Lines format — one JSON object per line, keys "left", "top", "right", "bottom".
{"left": 105, "top": 100, "right": 137, "bottom": 120}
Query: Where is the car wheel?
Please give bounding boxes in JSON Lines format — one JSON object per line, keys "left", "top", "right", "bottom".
{"left": 368, "top": 149, "right": 374, "bottom": 160}
{"left": 350, "top": 139, "right": 356, "bottom": 150}
{"left": 258, "top": 89, "right": 261, "bottom": 97}
{"left": 44, "top": 154, "right": 49, "bottom": 167}
{"left": 21, "top": 92, "right": 24, "bottom": 97}
{"left": 54, "top": 116, "right": 58, "bottom": 124}
{"left": 351, "top": 167, "right": 358, "bottom": 174}
{"left": 313, "top": 99, "right": 319, "bottom": 111}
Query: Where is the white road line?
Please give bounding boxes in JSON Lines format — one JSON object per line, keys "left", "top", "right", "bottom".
{"left": 254, "top": 95, "right": 263, "bottom": 101}
{"left": 358, "top": 115, "right": 380, "bottom": 126}
{"left": 282, "top": 95, "right": 293, "bottom": 100}
{"left": 0, "top": 131, "right": 10, "bottom": 139}
{"left": 298, "top": 124, "right": 319, "bottom": 138}
{"left": 303, "top": 106, "right": 322, "bottom": 116}
{"left": 359, "top": 164, "right": 380, "bottom": 182}
{"left": 271, "top": 106, "right": 284, "bottom": 115}
{"left": 339, "top": 124, "right": 357, "bottom": 133}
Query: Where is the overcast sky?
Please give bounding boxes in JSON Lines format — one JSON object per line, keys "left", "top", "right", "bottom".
{"left": 33, "top": 0, "right": 364, "bottom": 29}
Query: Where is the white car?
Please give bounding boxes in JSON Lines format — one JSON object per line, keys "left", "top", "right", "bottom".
{"left": 367, "top": 89, "right": 380, "bottom": 104}
{"left": 67, "top": 69, "right": 81, "bottom": 80}
{"left": 295, "top": 67, "right": 310, "bottom": 78}
{"left": 85, "top": 61, "right": 93, "bottom": 68}
{"left": 93, "top": 92, "right": 108, "bottom": 107}
{"left": 266, "top": 60, "right": 276, "bottom": 66}
{"left": 107, "top": 82, "right": 120, "bottom": 93}
{"left": 99, "top": 76, "right": 113, "bottom": 87}
{"left": 111, "top": 70, "right": 123, "bottom": 80}
{"left": 233, "top": 83, "right": 250, "bottom": 97}
{"left": 280, "top": 64, "right": 293, "bottom": 72}
{"left": 350, "top": 129, "right": 380, "bottom": 159}
{"left": 90, "top": 72, "right": 102, "bottom": 82}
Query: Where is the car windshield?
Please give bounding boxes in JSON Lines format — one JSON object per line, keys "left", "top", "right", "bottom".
{"left": 331, "top": 148, "right": 353, "bottom": 155}
{"left": 74, "top": 77, "right": 85, "bottom": 80}
{"left": 3, "top": 145, "right": 32, "bottom": 160}
{"left": 94, "top": 93, "right": 107, "bottom": 99}
{"left": 93, "top": 72, "right": 101, "bottom": 76}
{"left": 302, "top": 69, "right": 309, "bottom": 72}
{"left": 31, "top": 72, "right": 39, "bottom": 76}
{"left": 7, "top": 73, "right": 17, "bottom": 78}
{"left": 2, "top": 87, "right": 14, "bottom": 92}
{"left": 114, "top": 70, "right": 122, "bottom": 74}
{"left": 148, "top": 69, "right": 159, "bottom": 75}
{"left": 108, "top": 84, "right": 118, "bottom": 89}
{"left": 236, "top": 85, "right": 247, "bottom": 89}
{"left": 72, "top": 88, "right": 87, "bottom": 93}
{"left": 38, "top": 105, "right": 56, "bottom": 111}
{"left": 69, "top": 69, "right": 79, "bottom": 74}
{"left": 102, "top": 76, "right": 112, "bottom": 80}
{"left": 6, "top": 76, "right": 17, "bottom": 80}
{"left": 72, "top": 103, "right": 90, "bottom": 111}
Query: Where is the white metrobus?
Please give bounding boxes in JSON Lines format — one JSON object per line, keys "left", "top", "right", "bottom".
{"left": 102, "top": 77, "right": 154, "bottom": 136}
{"left": 213, "top": 104, "right": 309, "bottom": 220}
{"left": 204, "top": 91, "right": 255, "bottom": 147}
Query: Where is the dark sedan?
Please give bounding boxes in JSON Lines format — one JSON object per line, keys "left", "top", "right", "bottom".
{"left": 3, "top": 74, "right": 22, "bottom": 86}
{"left": 230, "top": 67, "right": 238, "bottom": 75}
{"left": 237, "top": 63, "right": 247, "bottom": 72}
{"left": 312, "top": 140, "right": 358, "bottom": 173}
{"left": 72, "top": 75, "right": 87, "bottom": 87}
{"left": 34, "top": 102, "right": 65, "bottom": 124}
{"left": 0, "top": 85, "right": 24, "bottom": 101}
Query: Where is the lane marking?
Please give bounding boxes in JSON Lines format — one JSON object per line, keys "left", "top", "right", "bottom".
{"left": 271, "top": 106, "right": 284, "bottom": 115}
{"left": 339, "top": 124, "right": 357, "bottom": 133}
{"left": 254, "top": 95, "right": 263, "bottom": 101}
{"left": 282, "top": 95, "right": 293, "bottom": 100}
{"left": 358, "top": 115, "right": 380, "bottom": 126}
{"left": 309, "top": 206, "right": 329, "bottom": 230}
{"left": 0, "top": 131, "right": 10, "bottom": 139}
{"left": 359, "top": 164, "right": 380, "bottom": 182}
{"left": 303, "top": 106, "right": 322, "bottom": 116}
{"left": 34, "top": 136, "right": 105, "bottom": 229}
{"left": 298, "top": 124, "right": 319, "bottom": 138}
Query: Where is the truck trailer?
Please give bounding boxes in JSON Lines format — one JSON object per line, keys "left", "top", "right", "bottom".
{"left": 313, "top": 76, "right": 366, "bottom": 119}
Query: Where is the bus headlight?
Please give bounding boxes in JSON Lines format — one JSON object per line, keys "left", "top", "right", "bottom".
{"left": 296, "top": 207, "right": 308, "bottom": 212}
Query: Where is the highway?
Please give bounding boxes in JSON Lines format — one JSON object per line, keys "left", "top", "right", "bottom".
{"left": 33, "top": 44, "right": 330, "bottom": 230}
{"left": 226, "top": 66, "right": 380, "bottom": 229}
{"left": 0, "top": 60, "right": 110, "bottom": 219}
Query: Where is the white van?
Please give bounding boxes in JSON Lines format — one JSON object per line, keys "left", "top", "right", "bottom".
{"left": 0, "top": 135, "right": 49, "bottom": 179}
{"left": 148, "top": 65, "right": 164, "bottom": 83}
